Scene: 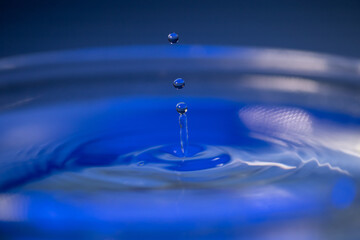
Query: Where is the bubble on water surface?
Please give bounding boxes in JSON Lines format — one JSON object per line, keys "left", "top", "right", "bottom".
{"left": 137, "top": 161, "right": 145, "bottom": 166}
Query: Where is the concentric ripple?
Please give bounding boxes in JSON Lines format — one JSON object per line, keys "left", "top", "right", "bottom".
{"left": 13, "top": 137, "right": 352, "bottom": 191}
{"left": 0, "top": 97, "right": 358, "bottom": 192}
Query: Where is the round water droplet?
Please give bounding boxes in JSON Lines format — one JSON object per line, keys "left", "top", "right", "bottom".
{"left": 168, "top": 32, "right": 179, "bottom": 44}
{"left": 173, "top": 78, "right": 185, "bottom": 89}
{"left": 176, "top": 102, "right": 188, "bottom": 114}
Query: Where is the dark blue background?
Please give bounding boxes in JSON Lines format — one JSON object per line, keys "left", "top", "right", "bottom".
{"left": 1, "top": 0, "right": 360, "bottom": 58}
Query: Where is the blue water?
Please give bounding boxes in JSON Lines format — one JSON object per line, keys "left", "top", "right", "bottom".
{"left": 0, "top": 96, "right": 359, "bottom": 239}
{"left": 0, "top": 44, "right": 359, "bottom": 239}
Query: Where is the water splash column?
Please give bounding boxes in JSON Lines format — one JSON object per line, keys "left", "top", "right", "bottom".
{"left": 176, "top": 102, "right": 189, "bottom": 157}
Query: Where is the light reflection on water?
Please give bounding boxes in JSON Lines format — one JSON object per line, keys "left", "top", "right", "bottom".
{"left": 0, "top": 45, "right": 359, "bottom": 239}
{"left": 0, "top": 97, "right": 358, "bottom": 239}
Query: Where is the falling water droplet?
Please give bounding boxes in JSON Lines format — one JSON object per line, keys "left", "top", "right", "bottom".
{"left": 176, "top": 102, "right": 188, "bottom": 114}
{"left": 168, "top": 32, "right": 179, "bottom": 44}
{"left": 173, "top": 78, "right": 185, "bottom": 89}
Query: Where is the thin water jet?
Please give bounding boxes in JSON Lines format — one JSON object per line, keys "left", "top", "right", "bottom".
{"left": 176, "top": 102, "right": 189, "bottom": 157}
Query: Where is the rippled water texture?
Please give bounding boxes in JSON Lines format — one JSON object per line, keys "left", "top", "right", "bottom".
{"left": 0, "top": 97, "right": 359, "bottom": 239}
{"left": 1, "top": 97, "right": 358, "bottom": 190}
{"left": 1, "top": 46, "right": 360, "bottom": 239}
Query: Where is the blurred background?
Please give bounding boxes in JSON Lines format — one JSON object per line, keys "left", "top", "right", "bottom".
{"left": 1, "top": 0, "right": 360, "bottom": 58}
{"left": 1, "top": 1, "right": 360, "bottom": 239}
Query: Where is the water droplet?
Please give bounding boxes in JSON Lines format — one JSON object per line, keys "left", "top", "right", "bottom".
{"left": 216, "top": 163, "right": 224, "bottom": 167}
{"left": 137, "top": 161, "right": 145, "bottom": 166}
{"left": 176, "top": 102, "right": 188, "bottom": 114}
{"left": 168, "top": 32, "right": 179, "bottom": 44}
{"left": 173, "top": 78, "right": 185, "bottom": 89}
